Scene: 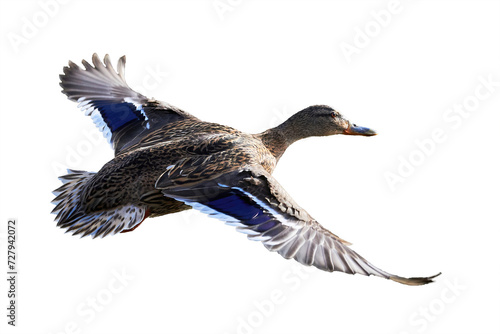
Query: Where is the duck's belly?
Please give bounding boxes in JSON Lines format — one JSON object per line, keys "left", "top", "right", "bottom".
{"left": 138, "top": 189, "right": 192, "bottom": 217}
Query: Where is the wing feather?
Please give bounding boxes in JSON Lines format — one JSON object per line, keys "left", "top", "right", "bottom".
{"left": 158, "top": 165, "right": 440, "bottom": 285}
{"left": 60, "top": 53, "right": 196, "bottom": 154}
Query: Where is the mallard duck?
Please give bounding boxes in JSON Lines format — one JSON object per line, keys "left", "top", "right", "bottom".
{"left": 53, "top": 54, "right": 440, "bottom": 285}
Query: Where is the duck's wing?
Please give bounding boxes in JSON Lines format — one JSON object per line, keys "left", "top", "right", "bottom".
{"left": 60, "top": 53, "right": 197, "bottom": 155}
{"left": 157, "top": 164, "right": 440, "bottom": 286}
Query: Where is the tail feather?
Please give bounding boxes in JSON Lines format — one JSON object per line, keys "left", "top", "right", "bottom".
{"left": 52, "top": 169, "right": 148, "bottom": 238}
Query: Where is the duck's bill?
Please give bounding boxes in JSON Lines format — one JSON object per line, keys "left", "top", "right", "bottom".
{"left": 344, "top": 124, "right": 377, "bottom": 136}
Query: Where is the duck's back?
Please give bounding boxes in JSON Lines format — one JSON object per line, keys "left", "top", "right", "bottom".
{"left": 117, "top": 118, "right": 245, "bottom": 155}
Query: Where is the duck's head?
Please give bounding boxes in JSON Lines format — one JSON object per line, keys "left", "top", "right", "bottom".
{"left": 281, "top": 105, "right": 377, "bottom": 139}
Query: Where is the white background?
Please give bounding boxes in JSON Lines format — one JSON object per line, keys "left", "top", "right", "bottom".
{"left": 1, "top": 1, "right": 499, "bottom": 333}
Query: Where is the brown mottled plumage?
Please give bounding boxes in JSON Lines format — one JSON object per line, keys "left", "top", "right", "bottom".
{"left": 52, "top": 54, "right": 440, "bottom": 285}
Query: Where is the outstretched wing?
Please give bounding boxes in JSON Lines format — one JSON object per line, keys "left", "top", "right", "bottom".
{"left": 157, "top": 165, "right": 440, "bottom": 286}
{"left": 60, "top": 53, "right": 197, "bottom": 154}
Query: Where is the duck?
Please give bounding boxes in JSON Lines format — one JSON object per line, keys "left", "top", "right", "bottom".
{"left": 52, "top": 54, "right": 440, "bottom": 286}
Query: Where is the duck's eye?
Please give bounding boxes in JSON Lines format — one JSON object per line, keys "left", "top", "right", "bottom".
{"left": 331, "top": 112, "right": 337, "bottom": 118}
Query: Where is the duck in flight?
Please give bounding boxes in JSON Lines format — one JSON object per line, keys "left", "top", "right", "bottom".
{"left": 52, "top": 54, "right": 440, "bottom": 285}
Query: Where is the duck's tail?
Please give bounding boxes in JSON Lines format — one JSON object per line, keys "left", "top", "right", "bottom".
{"left": 51, "top": 169, "right": 149, "bottom": 238}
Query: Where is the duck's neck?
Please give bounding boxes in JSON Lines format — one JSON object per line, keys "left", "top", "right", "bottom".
{"left": 257, "top": 120, "right": 308, "bottom": 161}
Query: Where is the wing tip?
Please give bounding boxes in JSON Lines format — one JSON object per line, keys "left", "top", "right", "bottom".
{"left": 59, "top": 53, "right": 136, "bottom": 102}
{"left": 91, "top": 52, "right": 100, "bottom": 65}
{"left": 389, "top": 272, "right": 442, "bottom": 286}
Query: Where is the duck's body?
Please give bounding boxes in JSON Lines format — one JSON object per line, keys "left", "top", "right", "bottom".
{"left": 80, "top": 118, "right": 277, "bottom": 221}
{"left": 53, "top": 54, "right": 439, "bottom": 286}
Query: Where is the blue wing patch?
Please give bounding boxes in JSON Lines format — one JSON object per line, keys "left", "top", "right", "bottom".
{"left": 91, "top": 100, "right": 147, "bottom": 133}
{"left": 203, "top": 190, "right": 279, "bottom": 232}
